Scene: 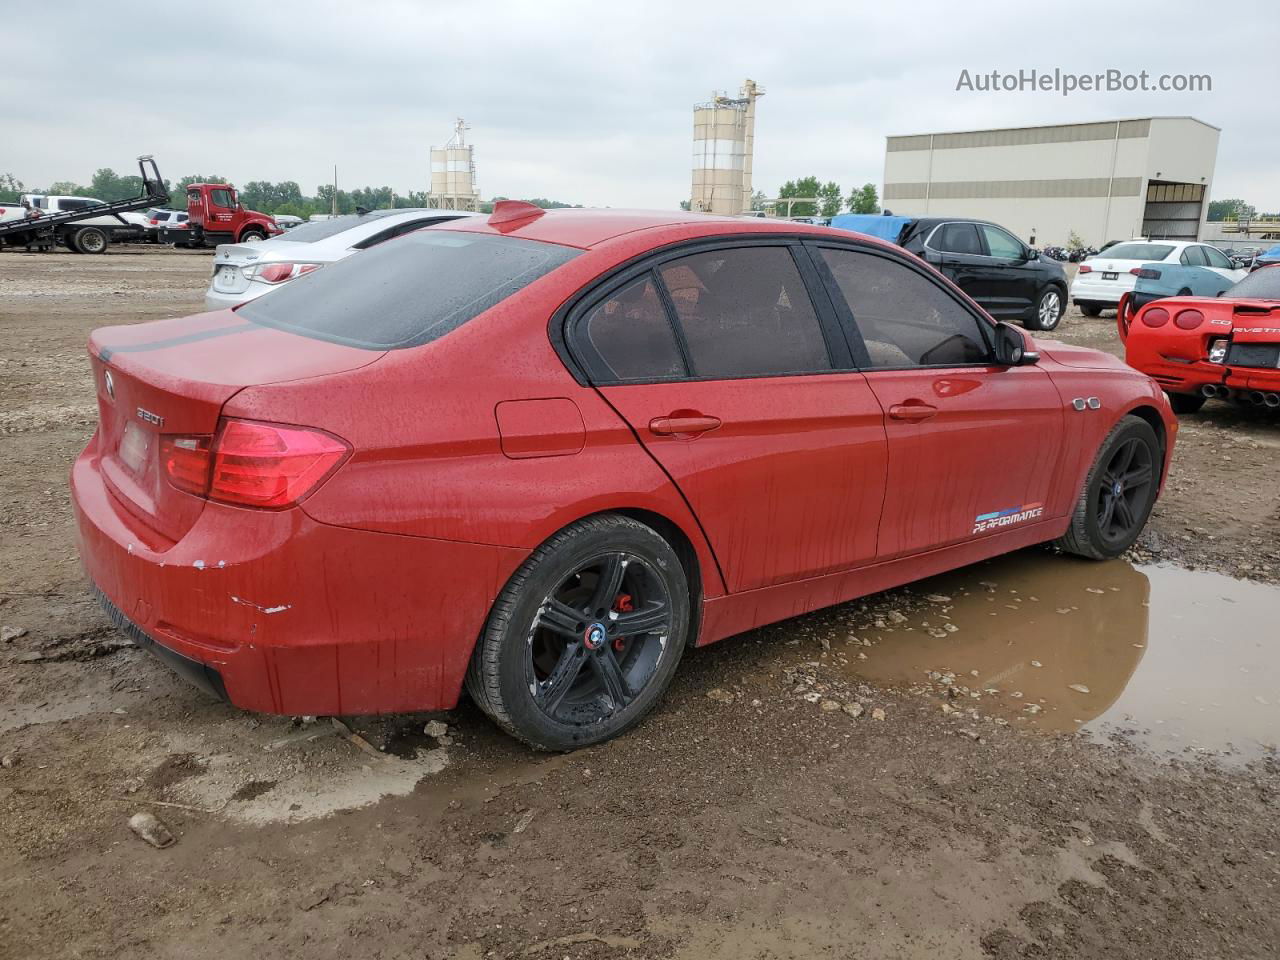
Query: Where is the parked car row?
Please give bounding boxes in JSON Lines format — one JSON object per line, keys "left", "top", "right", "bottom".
{"left": 74, "top": 204, "right": 1177, "bottom": 750}
{"left": 1069, "top": 240, "right": 1248, "bottom": 316}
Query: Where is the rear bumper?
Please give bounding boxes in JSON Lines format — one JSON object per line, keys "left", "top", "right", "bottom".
{"left": 1224, "top": 366, "right": 1280, "bottom": 392}
{"left": 71, "top": 435, "right": 527, "bottom": 716}
{"left": 1070, "top": 275, "right": 1134, "bottom": 305}
{"left": 1137, "top": 358, "right": 1226, "bottom": 395}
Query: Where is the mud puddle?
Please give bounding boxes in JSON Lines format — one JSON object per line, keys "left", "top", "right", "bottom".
{"left": 839, "top": 552, "right": 1279, "bottom": 762}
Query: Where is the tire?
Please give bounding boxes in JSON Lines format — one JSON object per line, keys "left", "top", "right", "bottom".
{"left": 1055, "top": 415, "right": 1161, "bottom": 560}
{"left": 1167, "top": 392, "right": 1206, "bottom": 415}
{"left": 73, "top": 227, "right": 108, "bottom": 254}
{"left": 1080, "top": 303, "right": 1103, "bottom": 317}
{"left": 1177, "top": 288, "right": 1192, "bottom": 296}
{"left": 1027, "top": 286, "right": 1065, "bottom": 331}
{"left": 239, "top": 230, "right": 266, "bottom": 243}
{"left": 466, "top": 514, "right": 691, "bottom": 751}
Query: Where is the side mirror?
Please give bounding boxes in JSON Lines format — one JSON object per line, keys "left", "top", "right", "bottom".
{"left": 994, "top": 321, "right": 1040, "bottom": 366}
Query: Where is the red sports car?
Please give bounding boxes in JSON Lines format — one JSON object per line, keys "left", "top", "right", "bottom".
{"left": 1118, "top": 266, "right": 1280, "bottom": 413}
{"left": 72, "top": 203, "right": 1177, "bottom": 750}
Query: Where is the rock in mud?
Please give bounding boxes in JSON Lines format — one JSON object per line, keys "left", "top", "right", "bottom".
{"left": 842, "top": 702, "right": 864, "bottom": 718}
{"left": 1, "top": 626, "right": 28, "bottom": 642}
{"left": 706, "top": 688, "right": 735, "bottom": 704}
{"left": 871, "top": 708, "right": 886, "bottom": 721}
{"left": 128, "top": 811, "right": 176, "bottom": 849}
{"left": 424, "top": 720, "right": 449, "bottom": 738}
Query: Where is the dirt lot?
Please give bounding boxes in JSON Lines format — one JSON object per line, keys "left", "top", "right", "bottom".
{"left": 1, "top": 247, "right": 1277, "bottom": 960}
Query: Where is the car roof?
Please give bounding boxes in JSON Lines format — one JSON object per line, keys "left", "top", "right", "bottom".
{"left": 437, "top": 207, "right": 877, "bottom": 251}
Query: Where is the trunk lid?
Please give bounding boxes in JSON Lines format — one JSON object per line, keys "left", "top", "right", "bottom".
{"left": 88, "top": 310, "right": 382, "bottom": 543}
{"left": 210, "top": 240, "right": 319, "bottom": 296}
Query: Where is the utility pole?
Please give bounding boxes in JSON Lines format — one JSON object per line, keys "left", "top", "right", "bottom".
{"left": 331, "top": 165, "right": 338, "bottom": 217}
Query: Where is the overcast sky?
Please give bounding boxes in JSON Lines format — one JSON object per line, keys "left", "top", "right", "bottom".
{"left": 3, "top": 1, "right": 1276, "bottom": 209}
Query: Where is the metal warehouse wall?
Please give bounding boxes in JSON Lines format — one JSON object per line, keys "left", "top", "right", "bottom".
{"left": 882, "top": 117, "right": 1219, "bottom": 247}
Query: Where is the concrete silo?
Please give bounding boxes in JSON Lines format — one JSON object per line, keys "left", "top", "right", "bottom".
{"left": 691, "top": 79, "right": 764, "bottom": 216}
{"left": 428, "top": 118, "right": 480, "bottom": 211}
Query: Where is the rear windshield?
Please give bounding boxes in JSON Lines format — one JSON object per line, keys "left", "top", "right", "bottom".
{"left": 278, "top": 210, "right": 408, "bottom": 244}
{"left": 238, "top": 230, "right": 579, "bottom": 350}
{"left": 1225, "top": 267, "right": 1280, "bottom": 300}
{"left": 1099, "top": 243, "right": 1175, "bottom": 261}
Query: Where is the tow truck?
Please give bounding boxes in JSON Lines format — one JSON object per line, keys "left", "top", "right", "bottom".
{"left": 0, "top": 156, "right": 168, "bottom": 254}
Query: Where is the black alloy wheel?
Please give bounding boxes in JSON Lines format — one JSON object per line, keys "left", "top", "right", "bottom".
{"left": 526, "top": 552, "right": 672, "bottom": 724}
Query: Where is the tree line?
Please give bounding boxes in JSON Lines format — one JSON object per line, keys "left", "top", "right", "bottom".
{"left": 0, "top": 169, "right": 580, "bottom": 217}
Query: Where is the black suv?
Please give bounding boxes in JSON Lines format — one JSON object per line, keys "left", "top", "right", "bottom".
{"left": 896, "top": 218, "right": 1068, "bottom": 331}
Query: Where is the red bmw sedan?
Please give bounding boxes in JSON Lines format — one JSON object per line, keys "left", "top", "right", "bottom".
{"left": 72, "top": 203, "right": 1177, "bottom": 750}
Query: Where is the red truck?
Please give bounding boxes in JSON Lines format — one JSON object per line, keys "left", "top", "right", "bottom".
{"left": 160, "top": 183, "right": 281, "bottom": 247}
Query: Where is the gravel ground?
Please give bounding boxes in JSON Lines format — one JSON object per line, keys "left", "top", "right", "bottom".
{"left": 1, "top": 247, "right": 1276, "bottom": 960}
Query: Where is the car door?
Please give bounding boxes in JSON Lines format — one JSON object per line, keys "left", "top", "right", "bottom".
{"left": 810, "top": 242, "right": 1065, "bottom": 560}
{"left": 976, "top": 223, "right": 1039, "bottom": 318}
{"left": 569, "top": 241, "right": 889, "bottom": 593}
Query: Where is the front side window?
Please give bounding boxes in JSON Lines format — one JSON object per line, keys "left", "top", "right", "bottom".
{"left": 931, "top": 222, "right": 983, "bottom": 256}
{"left": 239, "top": 231, "right": 579, "bottom": 350}
{"left": 820, "top": 248, "right": 991, "bottom": 368}
{"left": 657, "top": 246, "right": 831, "bottom": 378}
{"left": 210, "top": 188, "right": 234, "bottom": 209}
{"left": 582, "top": 274, "right": 687, "bottom": 381}
{"left": 981, "top": 225, "right": 1024, "bottom": 259}
{"left": 1202, "top": 246, "right": 1234, "bottom": 270}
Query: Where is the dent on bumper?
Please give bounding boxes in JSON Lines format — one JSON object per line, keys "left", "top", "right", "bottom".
{"left": 71, "top": 444, "right": 526, "bottom": 716}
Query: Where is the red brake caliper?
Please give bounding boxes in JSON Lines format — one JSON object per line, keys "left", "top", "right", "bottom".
{"left": 612, "top": 594, "right": 633, "bottom": 651}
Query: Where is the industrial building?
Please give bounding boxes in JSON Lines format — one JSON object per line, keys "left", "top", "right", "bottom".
{"left": 882, "top": 117, "right": 1220, "bottom": 247}
{"left": 428, "top": 118, "right": 480, "bottom": 211}
{"left": 690, "top": 79, "right": 763, "bottom": 216}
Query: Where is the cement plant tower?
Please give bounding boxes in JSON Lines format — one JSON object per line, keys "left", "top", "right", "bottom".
{"left": 428, "top": 118, "right": 480, "bottom": 211}
{"left": 690, "top": 79, "right": 764, "bottom": 216}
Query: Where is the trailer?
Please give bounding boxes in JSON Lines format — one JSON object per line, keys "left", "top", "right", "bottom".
{"left": 0, "top": 156, "right": 168, "bottom": 254}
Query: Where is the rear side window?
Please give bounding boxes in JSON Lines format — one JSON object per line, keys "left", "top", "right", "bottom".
{"left": 1103, "top": 243, "right": 1175, "bottom": 261}
{"left": 657, "top": 247, "right": 831, "bottom": 378}
{"left": 931, "top": 222, "right": 983, "bottom": 255}
{"left": 239, "top": 231, "right": 579, "bottom": 350}
{"left": 1180, "top": 246, "right": 1207, "bottom": 266}
{"left": 582, "top": 274, "right": 687, "bottom": 381}
{"left": 820, "top": 248, "right": 991, "bottom": 368}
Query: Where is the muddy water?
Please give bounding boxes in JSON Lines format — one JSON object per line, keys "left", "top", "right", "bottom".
{"left": 840, "top": 553, "right": 1279, "bottom": 762}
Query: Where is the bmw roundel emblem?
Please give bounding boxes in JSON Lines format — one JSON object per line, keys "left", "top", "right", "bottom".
{"left": 583, "top": 622, "right": 607, "bottom": 650}
{"left": 103, "top": 368, "right": 115, "bottom": 400}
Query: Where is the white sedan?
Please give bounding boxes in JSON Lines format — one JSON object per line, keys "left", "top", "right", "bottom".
{"left": 204, "top": 209, "right": 478, "bottom": 310}
{"left": 1070, "top": 240, "right": 1247, "bottom": 316}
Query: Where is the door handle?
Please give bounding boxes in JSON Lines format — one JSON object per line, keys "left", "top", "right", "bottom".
{"left": 888, "top": 402, "right": 938, "bottom": 422}
{"left": 649, "top": 414, "right": 722, "bottom": 437}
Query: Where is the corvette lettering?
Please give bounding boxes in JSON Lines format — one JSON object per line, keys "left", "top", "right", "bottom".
{"left": 972, "top": 503, "right": 1044, "bottom": 534}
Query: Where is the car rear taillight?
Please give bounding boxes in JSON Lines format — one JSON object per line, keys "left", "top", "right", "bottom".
{"left": 161, "top": 419, "right": 349, "bottom": 509}
{"left": 1174, "top": 309, "right": 1204, "bottom": 330}
{"left": 1077, "top": 264, "right": 1092, "bottom": 274}
{"left": 161, "top": 436, "right": 213, "bottom": 496}
{"left": 1135, "top": 268, "right": 1161, "bottom": 279}
{"left": 1141, "top": 307, "right": 1170, "bottom": 328}
{"left": 252, "top": 262, "right": 321, "bottom": 284}
{"left": 1129, "top": 267, "right": 1145, "bottom": 276}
